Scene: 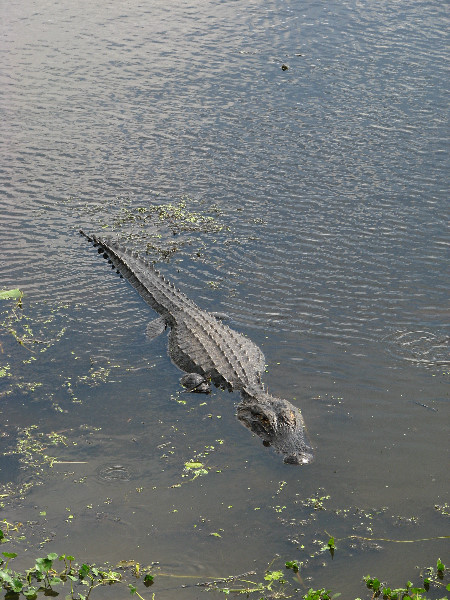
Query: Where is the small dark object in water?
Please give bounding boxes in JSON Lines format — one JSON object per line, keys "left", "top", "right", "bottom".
{"left": 281, "top": 64, "right": 289, "bottom": 71}
{"left": 413, "top": 401, "right": 438, "bottom": 412}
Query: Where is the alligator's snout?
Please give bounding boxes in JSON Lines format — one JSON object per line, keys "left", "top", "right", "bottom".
{"left": 237, "top": 396, "right": 313, "bottom": 465}
{"left": 283, "top": 449, "right": 314, "bottom": 465}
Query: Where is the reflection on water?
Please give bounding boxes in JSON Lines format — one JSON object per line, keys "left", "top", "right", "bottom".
{"left": 383, "top": 329, "right": 450, "bottom": 369}
{"left": 0, "top": 0, "right": 448, "bottom": 596}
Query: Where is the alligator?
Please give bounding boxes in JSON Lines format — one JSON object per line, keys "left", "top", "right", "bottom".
{"left": 80, "top": 230, "right": 313, "bottom": 465}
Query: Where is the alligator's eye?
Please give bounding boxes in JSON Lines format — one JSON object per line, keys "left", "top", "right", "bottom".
{"left": 279, "top": 409, "right": 296, "bottom": 427}
{"left": 256, "top": 414, "right": 271, "bottom": 428}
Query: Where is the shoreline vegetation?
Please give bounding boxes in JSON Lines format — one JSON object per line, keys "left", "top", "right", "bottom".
{"left": 0, "top": 527, "right": 449, "bottom": 600}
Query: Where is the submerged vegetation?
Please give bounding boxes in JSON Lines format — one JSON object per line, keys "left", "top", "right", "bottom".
{"left": 62, "top": 192, "right": 242, "bottom": 269}
{"left": 74, "top": 194, "right": 231, "bottom": 265}
{"left": 362, "top": 557, "right": 449, "bottom": 600}
{"left": 0, "top": 289, "right": 66, "bottom": 358}
{"left": 0, "top": 288, "right": 68, "bottom": 409}
{"left": 113, "top": 197, "right": 227, "bottom": 236}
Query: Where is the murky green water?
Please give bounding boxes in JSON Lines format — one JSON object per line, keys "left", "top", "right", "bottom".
{"left": 1, "top": 0, "right": 448, "bottom": 598}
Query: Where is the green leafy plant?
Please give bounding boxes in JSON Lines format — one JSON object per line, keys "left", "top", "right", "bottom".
{"left": 301, "top": 490, "right": 331, "bottom": 511}
{"left": 0, "top": 289, "right": 22, "bottom": 301}
{"left": 285, "top": 559, "right": 300, "bottom": 573}
{"left": 302, "top": 588, "right": 340, "bottom": 600}
{"left": 1, "top": 526, "right": 448, "bottom": 600}
{"left": 326, "top": 536, "right": 336, "bottom": 559}
{"left": 0, "top": 289, "right": 66, "bottom": 353}
{"left": 264, "top": 569, "right": 286, "bottom": 590}
{"left": 363, "top": 560, "right": 449, "bottom": 599}
{"left": 0, "top": 543, "right": 151, "bottom": 599}
{"left": 206, "top": 564, "right": 290, "bottom": 596}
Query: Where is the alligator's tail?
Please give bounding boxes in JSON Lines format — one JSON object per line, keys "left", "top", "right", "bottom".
{"left": 79, "top": 230, "right": 125, "bottom": 276}
{"left": 79, "top": 230, "right": 194, "bottom": 322}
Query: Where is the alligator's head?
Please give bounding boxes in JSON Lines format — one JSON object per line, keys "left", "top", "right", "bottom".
{"left": 237, "top": 391, "right": 313, "bottom": 465}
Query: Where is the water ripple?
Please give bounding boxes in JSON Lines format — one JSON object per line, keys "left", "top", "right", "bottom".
{"left": 1, "top": 0, "right": 448, "bottom": 368}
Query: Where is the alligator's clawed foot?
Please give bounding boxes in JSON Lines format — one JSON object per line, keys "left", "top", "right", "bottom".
{"left": 180, "top": 373, "right": 211, "bottom": 394}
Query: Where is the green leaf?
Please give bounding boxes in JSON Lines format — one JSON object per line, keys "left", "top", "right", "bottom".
{"left": 0, "top": 571, "right": 13, "bottom": 585}
{"left": 264, "top": 570, "right": 283, "bottom": 582}
{"left": 23, "top": 586, "right": 38, "bottom": 599}
{"left": 437, "top": 558, "right": 445, "bottom": 571}
{"left": 2, "top": 552, "right": 17, "bottom": 559}
{"left": 192, "top": 468, "right": 208, "bottom": 477}
{"left": 372, "top": 578, "right": 381, "bottom": 591}
{"left": 0, "top": 289, "right": 22, "bottom": 300}
{"left": 285, "top": 560, "right": 299, "bottom": 573}
{"left": 79, "top": 563, "right": 90, "bottom": 579}
{"left": 129, "top": 584, "right": 137, "bottom": 594}
{"left": 47, "top": 552, "right": 59, "bottom": 561}
{"left": 35, "top": 556, "right": 53, "bottom": 572}
{"left": 11, "top": 577, "right": 23, "bottom": 592}
{"left": 184, "top": 461, "right": 204, "bottom": 469}
{"left": 144, "top": 573, "right": 154, "bottom": 584}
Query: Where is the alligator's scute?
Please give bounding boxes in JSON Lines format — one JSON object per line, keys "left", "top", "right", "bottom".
{"left": 80, "top": 230, "right": 313, "bottom": 465}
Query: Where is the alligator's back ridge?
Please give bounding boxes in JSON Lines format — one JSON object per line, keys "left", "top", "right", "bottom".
{"left": 79, "top": 230, "right": 266, "bottom": 391}
{"left": 80, "top": 230, "right": 313, "bottom": 465}
{"left": 79, "top": 230, "right": 198, "bottom": 323}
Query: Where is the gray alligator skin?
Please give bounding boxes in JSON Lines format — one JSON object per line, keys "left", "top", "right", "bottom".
{"left": 80, "top": 230, "right": 313, "bottom": 465}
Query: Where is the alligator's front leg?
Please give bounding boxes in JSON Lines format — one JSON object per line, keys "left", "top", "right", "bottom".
{"left": 146, "top": 316, "right": 167, "bottom": 340}
{"left": 180, "top": 373, "right": 211, "bottom": 394}
{"left": 146, "top": 318, "right": 211, "bottom": 393}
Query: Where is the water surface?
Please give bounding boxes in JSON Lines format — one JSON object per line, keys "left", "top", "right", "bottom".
{"left": 1, "top": 0, "right": 448, "bottom": 597}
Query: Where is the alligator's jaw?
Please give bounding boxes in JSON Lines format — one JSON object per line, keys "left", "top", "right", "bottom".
{"left": 238, "top": 391, "right": 313, "bottom": 465}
